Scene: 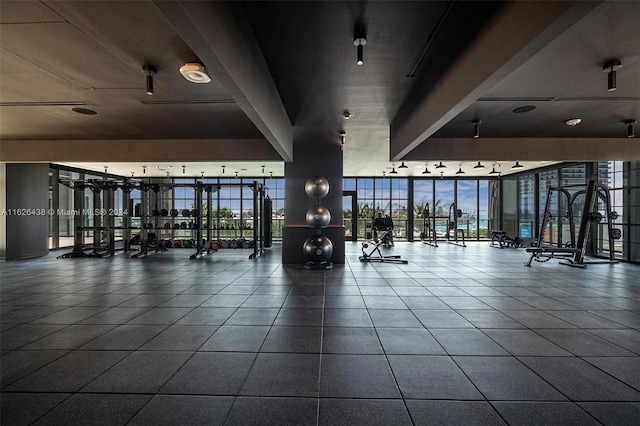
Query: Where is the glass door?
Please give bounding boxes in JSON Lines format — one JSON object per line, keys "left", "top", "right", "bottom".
{"left": 343, "top": 191, "right": 357, "bottom": 241}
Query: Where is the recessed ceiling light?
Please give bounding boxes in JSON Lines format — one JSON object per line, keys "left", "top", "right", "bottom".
{"left": 72, "top": 107, "right": 97, "bottom": 115}
{"left": 513, "top": 105, "right": 536, "bottom": 114}
{"left": 180, "top": 63, "right": 211, "bottom": 83}
{"left": 565, "top": 118, "right": 582, "bottom": 126}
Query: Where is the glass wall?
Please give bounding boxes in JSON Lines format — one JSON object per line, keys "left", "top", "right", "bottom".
{"left": 597, "top": 161, "right": 625, "bottom": 259}
{"left": 629, "top": 162, "right": 640, "bottom": 262}
{"left": 391, "top": 178, "right": 408, "bottom": 238}
{"left": 46, "top": 164, "right": 637, "bottom": 262}
{"left": 411, "top": 178, "right": 497, "bottom": 241}
{"left": 267, "top": 177, "right": 285, "bottom": 240}
{"left": 538, "top": 169, "right": 558, "bottom": 245}
{"left": 502, "top": 178, "right": 517, "bottom": 237}
{"left": 457, "top": 180, "right": 478, "bottom": 238}
{"left": 518, "top": 174, "right": 535, "bottom": 239}
{"left": 479, "top": 181, "right": 489, "bottom": 238}
{"left": 413, "top": 180, "right": 433, "bottom": 239}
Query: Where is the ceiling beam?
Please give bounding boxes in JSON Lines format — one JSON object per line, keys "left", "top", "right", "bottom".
{"left": 402, "top": 138, "right": 640, "bottom": 162}
{"left": 390, "top": 1, "right": 601, "bottom": 161}
{"left": 153, "top": 0, "right": 293, "bottom": 162}
{"left": 0, "top": 139, "right": 282, "bottom": 162}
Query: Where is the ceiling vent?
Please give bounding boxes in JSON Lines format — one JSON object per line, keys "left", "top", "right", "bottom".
{"left": 180, "top": 63, "right": 211, "bottom": 84}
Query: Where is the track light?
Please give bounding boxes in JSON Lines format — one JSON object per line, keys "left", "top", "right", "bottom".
{"left": 603, "top": 60, "right": 622, "bottom": 92}
{"left": 422, "top": 166, "right": 431, "bottom": 175}
{"left": 354, "top": 38, "right": 366, "bottom": 65}
{"left": 143, "top": 166, "right": 146, "bottom": 174}
{"left": 182, "top": 165, "right": 186, "bottom": 174}
{"left": 489, "top": 167, "right": 500, "bottom": 175}
{"left": 473, "top": 161, "right": 485, "bottom": 170}
{"left": 201, "top": 171, "right": 205, "bottom": 178}
{"left": 398, "top": 162, "right": 408, "bottom": 169}
{"left": 435, "top": 161, "right": 446, "bottom": 169}
{"left": 456, "top": 167, "right": 465, "bottom": 175}
{"left": 104, "top": 166, "right": 108, "bottom": 174}
{"left": 512, "top": 161, "right": 524, "bottom": 169}
{"left": 624, "top": 119, "right": 636, "bottom": 138}
{"left": 339, "top": 130, "right": 346, "bottom": 144}
{"left": 142, "top": 65, "right": 157, "bottom": 96}
{"left": 389, "top": 167, "right": 398, "bottom": 175}
{"left": 472, "top": 119, "right": 481, "bottom": 138}
{"left": 261, "top": 165, "right": 265, "bottom": 173}
{"left": 222, "top": 165, "right": 225, "bottom": 174}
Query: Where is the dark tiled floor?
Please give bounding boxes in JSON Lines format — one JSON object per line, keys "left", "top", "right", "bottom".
{"left": 1, "top": 242, "right": 639, "bottom": 425}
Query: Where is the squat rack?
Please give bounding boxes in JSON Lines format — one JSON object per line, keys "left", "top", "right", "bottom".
{"left": 525, "top": 179, "right": 619, "bottom": 268}
{"left": 420, "top": 202, "right": 466, "bottom": 247}
{"left": 57, "top": 178, "right": 135, "bottom": 258}
{"left": 57, "top": 178, "right": 270, "bottom": 260}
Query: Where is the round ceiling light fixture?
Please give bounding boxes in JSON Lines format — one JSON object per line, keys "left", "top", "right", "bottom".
{"left": 565, "top": 118, "right": 582, "bottom": 126}
{"left": 180, "top": 63, "right": 211, "bottom": 84}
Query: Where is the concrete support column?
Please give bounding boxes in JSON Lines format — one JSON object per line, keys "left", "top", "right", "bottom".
{"left": 3, "top": 163, "right": 50, "bottom": 260}
{"left": 282, "top": 130, "right": 344, "bottom": 264}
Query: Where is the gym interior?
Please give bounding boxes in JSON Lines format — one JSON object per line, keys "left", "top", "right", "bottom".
{"left": 1, "top": 1, "right": 640, "bottom": 425}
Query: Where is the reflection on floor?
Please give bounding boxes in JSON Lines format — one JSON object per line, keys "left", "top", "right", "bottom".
{"left": 1, "top": 242, "right": 639, "bottom": 425}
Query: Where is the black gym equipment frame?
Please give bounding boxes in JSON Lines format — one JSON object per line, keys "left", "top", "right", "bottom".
{"left": 360, "top": 217, "right": 408, "bottom": 264}
{"left": 134, "top": 181, "right": 267, "bottom": 260}
{"left": 57, "top": 178, "right": 137, "bottom": 259}
{"left": 57, "top": 178, "right": 269, "bottom": 261}
{"left": 419, "top": 202, "right": 466, "bottom": 247}
{"left": 525, "top": 179, "right": 619, "bottom": 268}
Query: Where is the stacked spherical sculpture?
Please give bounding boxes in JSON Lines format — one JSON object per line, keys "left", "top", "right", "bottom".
{"left": 303, "top": 176, "right": 333, "bottom": 269}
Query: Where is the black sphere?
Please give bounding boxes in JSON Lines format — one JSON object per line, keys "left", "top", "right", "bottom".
{"left": 303, "top": 235, "right": 333, "bottom": 263}
{"left": 304, "top": 176, "right": 330, "bottom": 199}
{"left": 305, "top": 206, "right": 331, "bottom": 228}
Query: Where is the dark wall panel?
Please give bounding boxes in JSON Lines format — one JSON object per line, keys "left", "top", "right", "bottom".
{"left": 6, "top": 163, "right": 49, "bottom": 260}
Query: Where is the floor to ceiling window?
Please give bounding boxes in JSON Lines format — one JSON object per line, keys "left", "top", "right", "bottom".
{"left": 391, "top": 178, "right": 408, "bottom": 239}
{"left": 598, "top": 161, "right": 626, "bottom": 260}
{"left": 457, "top": 180, "right": 478, "bottom": 238}
{"left": 411, "top": 178, "right": 497, "bottom": 241}
{"left": 413, "top": 180, "right": 433, "bottom": 239}
{"left": 537, "top": 169, "right": 559, "bottom": 245}
{"left": 629, "top": 162, "right": 640, "bottom": 262}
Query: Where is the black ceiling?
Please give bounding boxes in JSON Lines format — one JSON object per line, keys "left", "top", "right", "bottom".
{"left": 1, "top": 1, "right": 639, "bottom": 177}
